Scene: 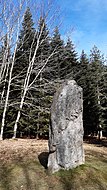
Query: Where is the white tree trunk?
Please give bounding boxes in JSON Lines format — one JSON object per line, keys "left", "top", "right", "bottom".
{"left": 0, "top": 45, "right": 18, "bottom": 140}
{"left": 97, "top": 86, "right": 103, "bottom": 140}
{"left": 13, "top": 27, "right": 56, "bottom": 138}
{"left": 0, "top": 3, "right": 22, "bottom": 139}
{"left": 13, "top": 28, "right": 42, "bottom": 138}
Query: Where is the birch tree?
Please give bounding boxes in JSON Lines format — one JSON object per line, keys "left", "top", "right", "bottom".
{"left": 12, "top": 4, "right": 58, "bottom": 138}
{"left": 12, "top": 24, "right": 56, "bottom": 138}
{"left": 0, "top": 0, "right": 25, "bottom": 140}
{"left": 0, "top": 0, "right": 63, "bottom": 139}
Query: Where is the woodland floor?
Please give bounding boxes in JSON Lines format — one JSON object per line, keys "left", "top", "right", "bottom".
{"left": 0, "top": 139, "right": 49, "bottom": 165}
{"left": 0, "top": 138, "right": 107, "bottom": 164}
{"left": 0, "top": 138, "right": 107, "bottom": 190}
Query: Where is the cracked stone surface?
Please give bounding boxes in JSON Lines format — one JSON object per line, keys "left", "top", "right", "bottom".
{"left": 48, "top": 80, "right": 85, "bottom": 173}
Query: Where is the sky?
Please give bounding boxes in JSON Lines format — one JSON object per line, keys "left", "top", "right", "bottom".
{"left": 4, "top": 0, "right": 107, "bottom": 57}
{"left": 58, "top": 0, "right": 107, "bottom": 57}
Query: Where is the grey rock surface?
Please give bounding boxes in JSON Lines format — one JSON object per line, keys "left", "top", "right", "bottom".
{"left": 48, "top": 80, "right": 85, "bottom": 173}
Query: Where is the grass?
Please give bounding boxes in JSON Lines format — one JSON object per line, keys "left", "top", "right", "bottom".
{"left": 0, "top": 143, "right": 107, "bottom": 190}
{"left": 57, "top": 163, "right": 107, "bottom": 190}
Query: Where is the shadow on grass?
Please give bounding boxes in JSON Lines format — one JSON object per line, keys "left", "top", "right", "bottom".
{"left": 0, "top": 158, "right": 41, "bottom": 190}
{"left": 0, "top": 148, "right": 49, "bottom": 190}
{"left": 58, "top": 171, "right": 74, "bottom": 190}
{"left": 0, "top": 164, "right": 13, "bottom": 190}
{"left": 56, "top": 167, "right": 81, "bottom": 190}
{"left": 38, "top": 152, "right": 49, "bottom": 169}
{"left": 20, "top": 162, "right": 33, "bottom": 190}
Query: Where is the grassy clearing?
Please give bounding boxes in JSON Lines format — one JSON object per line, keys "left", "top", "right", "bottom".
{"left": 0, "top": 140, "right": 107, "bottom": 190}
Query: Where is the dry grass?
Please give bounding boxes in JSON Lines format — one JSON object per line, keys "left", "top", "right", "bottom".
{"left": 0, "top": 139, "right": 107, "bottom": 190}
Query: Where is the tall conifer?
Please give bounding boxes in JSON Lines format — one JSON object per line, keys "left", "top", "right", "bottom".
{"left": 9, "top": 7, "right": 36, "bottom": 137}
{"left": 80, "top": 46, "right": 106, "bottom": 136}
{"left": 61, "top": 38, "right": 78, "bottom": 79}
{"left": 49, "top": 26, "right": 64, "bottom": 80}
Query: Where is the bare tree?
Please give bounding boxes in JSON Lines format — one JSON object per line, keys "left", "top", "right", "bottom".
{"left": 0, "top": 0, "right": 61, "bottom": 139}
{"left": 0, "top": 0, "right": 25, "bottom": 140}
{"left": 12, "top": 27, "right": 56, "bottom": 138}
{"left": 11, "top": 1, "right": 61, "bottom": 139}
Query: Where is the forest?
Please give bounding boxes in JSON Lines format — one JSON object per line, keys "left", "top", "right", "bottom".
{"left": 0, "top": 1, "right": 107, "bottom": 140}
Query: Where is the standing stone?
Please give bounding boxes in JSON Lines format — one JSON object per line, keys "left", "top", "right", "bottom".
{"left": 48, "top": 80, "right": 85, "bottom": 173}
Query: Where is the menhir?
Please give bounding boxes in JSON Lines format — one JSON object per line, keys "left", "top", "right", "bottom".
{"left": 48, "top": 80, "right": 85, "bottom": 173}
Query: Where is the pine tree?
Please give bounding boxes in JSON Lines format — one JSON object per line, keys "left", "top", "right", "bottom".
{"left": 14, "top": 7, "right": 36, "bottom": 74}
{"left": 61, "top": 37, "right": 78, "bottom": 79}
{"left": 36, "top": 16, "right": 50, "bottom": 60}
{"left": 33, "top": 16, "right": 50, "bottom": 79}
{"left": 8, "top": 7, "right": 36, "bottom": 138}
{"left": 88, "top": 46, "right": 106, "bottom": 137}
{"left": 75, "top": 48, "right": 106, "bottom": 137}
{"left": 102, "top": 65, "right": 107, "bottom": 135}
{"left": 76, "top": 50, "right": 89, "bottom": 90}
{"left": 49, "top": 26, "right": 64, "bottom": 80}
{"left": 31, "top": 16, "right": 51, "bottom": 138}
{"left": 75, "top": 50, "right": 91, "bottom": 135}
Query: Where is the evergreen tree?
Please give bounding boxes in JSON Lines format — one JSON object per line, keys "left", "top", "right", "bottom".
{"left": 16, "top": 7, "right": 35, "bottom": 70}
{"left": 31, "top": 16, "right": 52, "bottom": 138}
{"left": 76, "top": 50, "right": 89, "bottom": 91}
{"left": 102, "top": 65, "right": 107, "bottom": 135}
{"left": 30, "top": 25, "right": 65, "bottom": 138}
{"left": 85, "top": 46, "right": 106, "bottom": 137}
{"left": 13, "top": 7, "right": 36, "bottom": 91}
{"left": 49, "top": 26, "right": 64, "bottom": 80}
{"left": 33, "top": 16, "right": 50, "bottom": 79}
{"left": 76, "top": 50, "right": 91, "bottom": 135}
{"left": 6, "top": 7, "right": 37, "bottom": 138}
{"left": 61, "top": 37, "right": 78, "bottom": 79}
{"left": 36, "top": 16, "right": 50, "bottom": 60}
{"left": 76, "top": 48, "right": 106, "bottom": 137}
